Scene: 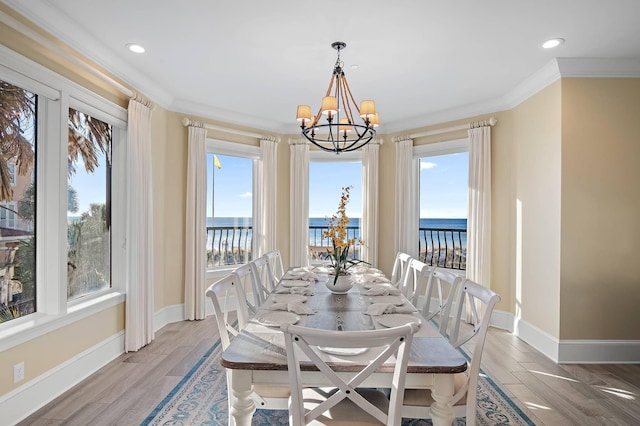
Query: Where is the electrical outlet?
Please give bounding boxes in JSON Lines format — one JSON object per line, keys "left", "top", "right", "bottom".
{"left": 13, "top": 362, "right": 25, "bottom": 384}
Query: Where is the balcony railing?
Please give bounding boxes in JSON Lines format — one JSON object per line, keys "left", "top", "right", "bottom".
{"left": 206, "top": 224, "right": 466, "bottom": 270}
{"left": 206, "top": 226, "right": 253, "bottom": 267}
{"left": 419, "top": 227, "right": 467, "bottom": 270}
{"left": 309, "top": 225, "right": 361, "bottom": 261}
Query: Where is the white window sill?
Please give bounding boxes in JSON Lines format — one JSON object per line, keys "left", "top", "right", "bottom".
{"left": 0, "top": 290, "right": 125, "bottom": 352}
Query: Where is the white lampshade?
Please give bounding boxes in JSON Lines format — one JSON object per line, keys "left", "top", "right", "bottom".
{"left": 338, "top": 118, "right": 352, "bottom": 133}
{"left": 296, "top": 105, "right": 312, "bottom": 122}
{"left": 359, "top": 100, "right": 376, "bottom": 118}
{"left": 321, "top": 96, "right": 338, "bottom": 115}
{"left": 369, "top": 112, "right": 379, "bottom": 128}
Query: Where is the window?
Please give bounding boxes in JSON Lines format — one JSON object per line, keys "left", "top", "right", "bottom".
{"left": 0, "top": 80, "right": 36, "bottom": 322}
{"left": 206, "top": 140, "right": 258, "bottom": 269}
{"left": 308, "top": 152, "right": 362, "bottom": 262}
{"left": 67, "top": 108, "right": 112, "bottom": 300}
{"left": 416, "top": 139, "right": 468, "bottom": 270}
{"left": 0, "top": 202, "right": 17, "bottom": 228}
{"left": 0, "top": 51, "right": 126, "bottom": 337}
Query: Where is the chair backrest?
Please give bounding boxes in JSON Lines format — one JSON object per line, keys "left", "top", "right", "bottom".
{"left": 390, "top": 252, "right": 413, "bottom": 288}
{"left": 420, "top": 267, "right": 463, "bottom": 335}
{"left": 205, "top": 272, "right": 250, "bottom": 349}
{"left": 281, "top": 322, "right": 419, "bottom": 426}
{"left": 399, "top": 258, "right": 431, "bottom": 306}
{"left": 234, "top": 262, "right": 261, "bottom": 314}
{"left": 263, "top": 249, "right": 285, "bottom": 282}
{"left": 441, "top": 279, "right": 500, "bottom": 418}
{"left": 249, "top": 255, "right": 277, "bottom": 305}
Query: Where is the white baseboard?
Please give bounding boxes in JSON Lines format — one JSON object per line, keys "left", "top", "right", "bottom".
{"left": 153, "top": 303, "right": 185, "bottom": 333}
{"left": 558, "top": 340, "right": 640, "bottom": 364}
{"left": 490, "top": 310, "right": 640, "bottom": 364}
{"left": 0, "top": 331, "right": 125, "bottom": 425}
{"left": 516, "top": 317, "right": 561, "bottom": 362}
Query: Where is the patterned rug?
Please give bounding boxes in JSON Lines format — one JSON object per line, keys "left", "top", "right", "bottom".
{"left": 142, "top": 340, "right": 535, "bottom": 426}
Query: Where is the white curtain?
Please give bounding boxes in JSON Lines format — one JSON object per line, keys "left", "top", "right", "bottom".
{"left": 394, "top": 138, "right": 418, "bottom": 257}
{"left": 361, "top": 141, "right": 380, "bottom": 267}
{"left": 467, "top": 126, "right": 492, "bottom": 289}
{"left": 125, "top": 97, "right": 155, "bottom": 352}
{"left": 184, "top": 124, "right": 207, "bottom": 321}
{"left": 255, "top": 138, "right": 278, "bottom": 257}
{"left": 289, "top": 140, "right": 309, "bottom": 267}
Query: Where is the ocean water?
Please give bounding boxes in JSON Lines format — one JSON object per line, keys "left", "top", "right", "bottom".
{"left": 206, "top": 217, "right": 467, "bottom": 250}
{"left": 208, "top": 217, "right": 467, "bottom": 229}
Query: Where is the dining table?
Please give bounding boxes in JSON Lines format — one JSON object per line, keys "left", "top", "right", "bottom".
{"left": 220, "top": 267, "right": 468, "bottom": 426}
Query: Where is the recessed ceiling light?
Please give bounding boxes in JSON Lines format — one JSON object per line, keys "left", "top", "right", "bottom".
{"left": 351, "top": 64, "right": 359, "bottom": 69}
{"left": 126, "top": 43, "right": 145, "bottom": 53}
{"left": 542, "top": 38, "right": 564, "bottom": 49}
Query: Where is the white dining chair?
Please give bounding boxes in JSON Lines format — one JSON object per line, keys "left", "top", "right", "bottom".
{"left": 281, "top": 322, "right": 419, "bottom": 426}
{"left": 399, "top": 258, "right": 431, "bottom": 306}
{"left": 420, "top": 267, "right": 463, "bottom": 335}
{"left": 402, "top": 279, "right": 501, "bottom": 426}
{"left": 205, "top": 273, "right": 290, "bottom": 410}
{"left": 249, "top": 255, "right": 277, "bottom": 306}
{"left": 390, "top": 252, "right": 413, "bottom": 288}
{"left": 264, "top": 249, "right": 285, "bottom": 282}
{"left": 233, "top": 262, "right": 262, "bottom": 315}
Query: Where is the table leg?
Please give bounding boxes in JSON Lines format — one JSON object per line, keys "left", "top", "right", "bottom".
{"left": 228, "top": 370, "right": 256, "bottom": 426}
{"left": 430, "top": 374, "right": 455, "bottom": 426}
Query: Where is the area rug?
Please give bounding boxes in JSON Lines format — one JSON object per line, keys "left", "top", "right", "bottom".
{"left": 142, "top": 339, "right": 534, "bottom": 426}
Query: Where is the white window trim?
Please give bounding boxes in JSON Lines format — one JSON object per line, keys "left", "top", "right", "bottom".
{"left": 205, "top": 139, "right": 259, "bottom": 277}
{"left": 413, "top": 138, "right": 468, "bottom": 158}
{"left": 414, "top": 137, "right": 469, "bottom": 272}
{"left": 0, "top": 45, "right": 127, "bottom": 351}
{"left": 309, "top": 150, "right": 361, "bottom": 162}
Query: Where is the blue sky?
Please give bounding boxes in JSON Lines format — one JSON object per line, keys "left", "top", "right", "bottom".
{"left": 205, "top": 152, "right": 468, "bottom": 219}
{"left": 420, "top": 152, "right": 468, "bottom": 219}
{"left": 68, "top": 151, "right": 468, "bottom": 219}
{"left": 67, "top": 155, "right": 107, "bottom": 215}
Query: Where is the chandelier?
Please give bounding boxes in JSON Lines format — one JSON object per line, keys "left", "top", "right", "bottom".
{"left": 296, "top": 42, "right": 378, "bottom": 154}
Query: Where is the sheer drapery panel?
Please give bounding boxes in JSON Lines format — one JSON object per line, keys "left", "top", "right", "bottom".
{"left": 125, "top": 98, "right": 155, "bottom": 352}
{"left": 184, "top": 124, "right": 207, "bottom": 321}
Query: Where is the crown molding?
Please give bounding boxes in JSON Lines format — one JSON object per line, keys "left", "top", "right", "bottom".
{"left": 1, "top": 0, "right": 174, "bottom": 107}
{"left": 4, "top": 0, "right": 640, "bottom": 134}
{"left": 170, "top": 98, "right": 287, "bottom": 134}
{"left": 556, "top": 57, "right": 640, "bottom": 77}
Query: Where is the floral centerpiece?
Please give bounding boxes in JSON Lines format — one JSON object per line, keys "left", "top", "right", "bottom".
{"left": 323, "top": 186, "right": 368, "bottom": 285}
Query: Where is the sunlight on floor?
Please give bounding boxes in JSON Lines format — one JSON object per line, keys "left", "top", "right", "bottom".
{"left": 528, "top": 369, "right": 579, "bottom": 383}
{"left": 524, "top": 402, "right": 552, "bottom": 411}
{"left": 595, "top": 385, "right": 636, "bottom": 400}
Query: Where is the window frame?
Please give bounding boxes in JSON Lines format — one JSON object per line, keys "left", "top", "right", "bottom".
{"left": 0, "top": 46, "right": 126, "bottom": 351}
{"left": 413, "top": 138, "right": 469, "bottom": 273}
{"left": 0, "top": 202, "right": 17, "bottom": 228}
{"left": 205, "top": 138, "right": 259, "bottom": 277}
{"left": 308, "top": 150, "right": 363, "bottom": 264}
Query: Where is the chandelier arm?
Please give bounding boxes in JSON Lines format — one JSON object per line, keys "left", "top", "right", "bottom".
{"left": 342, "top": 77, "right": 361, "bottom": 121}
{"left": 339, "top": 77, "right": 355, "bottom": 124}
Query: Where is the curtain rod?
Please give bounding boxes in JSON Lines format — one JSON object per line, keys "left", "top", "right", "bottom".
{"left": 182, "top": 118, "right": 280, "bottom": 142}
{"left": 393, "top": 117, "right": 497, "bottom": 142}
{"left": 0, "top": 9, "right": 153, "bottom": 103}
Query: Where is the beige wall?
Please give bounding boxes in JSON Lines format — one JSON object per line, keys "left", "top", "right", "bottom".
{"left": 0, "top": 303, "right": 124, "bottom": 395}
{"left": 511, "top": 82, "right": 563, "bottom": 338}
{"left": 560, "top": 78, "right": 640, "bottom": 340}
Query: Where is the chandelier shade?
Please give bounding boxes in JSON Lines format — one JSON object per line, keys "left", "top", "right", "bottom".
{"left": 296, "top": 42, "right": 377, "bottom": 154}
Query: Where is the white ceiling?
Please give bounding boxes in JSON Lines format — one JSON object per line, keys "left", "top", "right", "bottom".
{"left": 4, "top": 0, "right": 640, "bottom": 134}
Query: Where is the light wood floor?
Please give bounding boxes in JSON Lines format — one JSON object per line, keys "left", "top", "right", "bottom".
{"left": 19, "top": 318, "right": 640, "bottom": 425}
